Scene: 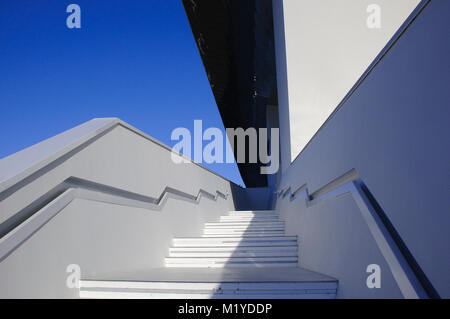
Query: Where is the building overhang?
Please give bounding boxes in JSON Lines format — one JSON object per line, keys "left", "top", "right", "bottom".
{"left": 182, "top": 0, "right": 277, "bottom": 187}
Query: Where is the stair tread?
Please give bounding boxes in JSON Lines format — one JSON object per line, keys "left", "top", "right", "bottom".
{"left": 170, "top": 254, "right": 297, "bottom": 257}
{"left": 174, "top": 236, "right": 296, "bottom": 240}
{"left": 170, "top": 246, "right": 297, "bottom": 251}
{"left": 80, "top": 267, "right": 337, "bottom": 283}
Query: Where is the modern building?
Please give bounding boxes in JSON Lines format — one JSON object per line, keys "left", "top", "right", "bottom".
{"left": 0, "top": 0, "right": 448, "bottom": 298}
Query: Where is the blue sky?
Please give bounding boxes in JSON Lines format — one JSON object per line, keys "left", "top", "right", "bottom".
{"left": 0, "top": 0, "right": 244, "bottom": 186}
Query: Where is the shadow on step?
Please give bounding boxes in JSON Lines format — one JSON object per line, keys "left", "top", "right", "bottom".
{"left": 79, "top": 210, "right": 338, "bottom": 299}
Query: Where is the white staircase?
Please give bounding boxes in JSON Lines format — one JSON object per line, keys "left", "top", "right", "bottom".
{"left": 165, "top": 210, "right": 297, "bottom": 267}
{"left": 79, "top": 210, "right": 338, "bottom": 298}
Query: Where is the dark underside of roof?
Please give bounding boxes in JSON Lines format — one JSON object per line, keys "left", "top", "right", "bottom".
{"left": 182, "top": 0, "right": 277, "bottom": 187}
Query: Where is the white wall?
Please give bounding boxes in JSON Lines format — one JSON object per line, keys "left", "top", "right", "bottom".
{"left": 0, "top": 119, "right": 246, "bottom": 297}
{"left": 274, "top": 0, "right": 449, "bottom": 298}
{"left": 273, "top": 0, "right": 420, "bottom": 167}
{"left": 0, "top": 121, "right": 237, "bottom": 226}
{"left": 277, "top": 192, "right": 404, "bottom": 298}
{"left": 0, "top": 195, "right": 230, "bottom": 298}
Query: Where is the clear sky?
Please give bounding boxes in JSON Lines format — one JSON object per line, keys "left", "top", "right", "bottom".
{"left": 0, "top": 0, "right": 245, "bottom": 186}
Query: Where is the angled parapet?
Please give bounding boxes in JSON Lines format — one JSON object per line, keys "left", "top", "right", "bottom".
{"left": 0, "top": 118, "right": 243, "bottom": 298}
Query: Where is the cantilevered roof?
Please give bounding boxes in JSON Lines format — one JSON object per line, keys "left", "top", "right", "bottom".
{"left": 182, "top": 0, "right": 277, "bottom": 187}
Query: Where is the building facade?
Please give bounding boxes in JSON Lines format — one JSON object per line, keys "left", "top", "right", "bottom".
{"left": 0, "top": 0, "right": 448, "bottom": 298}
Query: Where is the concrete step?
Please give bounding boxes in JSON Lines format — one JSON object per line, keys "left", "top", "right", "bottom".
{"left": 169, "top": 246, "right": 297, "bottom": 257}
{"left": 169, "top": 250, "right": 297, "bottom": 258}
{"left": 173, "top": 236, "right": 297, "bottom": 247}
{"left": 203, "top": 229, "right": 284, "bottom": 234}
{"left": 203, "top": 230, "right": 285, "bottom": 235}
{"left": 81, "top": 291, "right": 336, "bottom": 299}
{"left": 205, "top": 224, "right": 284, "bottom": 228}
{"left": 202, "top": 233, "right": 285, "bottom": 237}
{"left": 165, "top": 261, "right": 298, "bottom": 268}
{"left": 205, "top": 221, "right": 284, "bottom": 227}
{"left": 226, "top": 214, "right": 279, "bottom": 218}
{"left": 165, "top": 262, "right": 298, "bottom": 268}
{"left": 220, "top": 216, "right": 280, "bottom": 223}
{"left": 227, "top": 210, "right": 277, "bottom": 215}
{"left": 219, "top": 218, "right": 280, "bottom": 223}
{"left": 79, "top": 279, "right": 337, "bottom": 299}
{"left": 221, "top": 214, "right": 279, "bottom": 218}
{"left": 169, "top": 246, "right": 297, "bottom": 253}
{"left": 204, "top": 225, "right": 283, "bottom": 230}
{"left": 165, "top": 256, "right": 297, "bottom": 267}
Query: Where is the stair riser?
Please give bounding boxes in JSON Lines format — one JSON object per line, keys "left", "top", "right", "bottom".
{"left": 205, "top": 225, "right": 285, "bottom": 229}
{"left": 169, "top": 246, "right": 298, "bottom": 252}
{"left": 219, "top": 219, "right": 280, "bottom": 223}
{"left": 174, "top": 236, "right": 296, "bottom": 240}
{"left": 205, "top": 222, "right": 284, "bottom": 227}
{"left": 174, "top": 242, "right": 297, "bottom": 248}
{"left": 165, "top": 257, "right": 297, "bottom": 263}
{"left": 227, "top": 211, "right": 278, "bottom": 216}
{"left": 165, "top": 263, "right": 298, "bottom": 268}
{"left": 80, "top": 281, "right": 336, "bottom": 290}
{"left": 227, "top": 214, "right": 279, "bottom": 218}
{"left": 203, "top": 234, "right": 286, "bottom": 237}
{"left": 80, "top": 291, "right": 336, "bottom": 299}
{"left": 221, "top": 216, "right": 279, "bottom": 220}
{"left": 203, "top": 227, "right": 284, "bottom": 233}
{"left": 205, "top": 225, "right": 284, "bottom": 229}
{"left": 224, "top": 213, "right": 277, "bottom": 215}
{"left": 204, "top": 230, "right": 284, "bottom": 234}
{"left": 228, "top": 210, "right": 276, "bottom": 214}
{"left": 173, "top": 237, "right": 296, "bottom": 245}
{"left": 169, "top": 252, "right": 297, "bottom": 257}
{"left": 202, "top": 234, "right": 285, "bottom": 237}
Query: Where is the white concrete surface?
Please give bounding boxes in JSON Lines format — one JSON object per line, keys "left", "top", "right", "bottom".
{"left": 79, "top": 210, "right": 337, "bottom": 299}
{"left": 80, "top": 268, "right": 338, "bottom": 299}
{"left": 273, "top": 0, "right": 420, "bottom": 166}
{"left": 165, "top": 210, "right": 298, "bottom": 268}
{"left": 273, "top": 0, "right": 449, "bottom": 298}
{"left": 0, "top": 119, "right": 249, "bottom": 298}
